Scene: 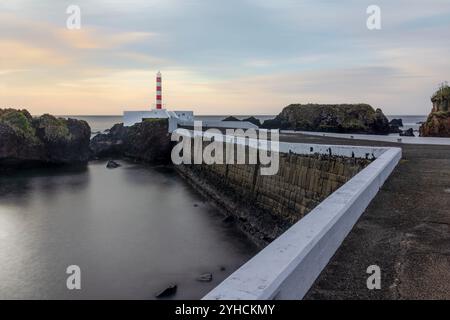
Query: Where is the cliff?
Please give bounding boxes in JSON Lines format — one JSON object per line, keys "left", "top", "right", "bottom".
{"left": 0, "top": 108, "right": 90, "bottom": 168}
{"left": 262, "top": 104, "right": 390, "bottom": 135}
{"left": 420, "top": 85, "right": 450, "bottom": 137}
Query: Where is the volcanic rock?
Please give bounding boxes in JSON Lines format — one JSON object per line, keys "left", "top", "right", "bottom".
{"left": 242, "top": 116, "right": 261, "bottom": 127}
{"left": 420, "top": 84, "right": 450, "bottom": 137}
{"left": 261, "top": 104, "right": 390, "bottom": 134}
{"left": 90, "top": 119, "right": 172, "bottom": 164}
{"left": 106, "top": 160, "right": 121, "bottom": 168}
{"left": 0, "top": 108, "right": 90, "bottom": 168}
{"left": 400, "top": 128, "right": 415, "bottom": 137}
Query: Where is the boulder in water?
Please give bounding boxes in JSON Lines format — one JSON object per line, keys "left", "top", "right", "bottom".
{"left": 106, "top": 160, "right": 121, "bottom": 168}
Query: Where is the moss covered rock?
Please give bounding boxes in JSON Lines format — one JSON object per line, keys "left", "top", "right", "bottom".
{"left": 420, "top": 85, "right": 450, "bottom": 137}
{"left": 262, "top": 104, "right": 390, "bottom": 134}
{"left": 89, "top": 119, "right": 171, "bottom": 164}
{"left": 0, "top": 108, "right": 91, "bottom": 168}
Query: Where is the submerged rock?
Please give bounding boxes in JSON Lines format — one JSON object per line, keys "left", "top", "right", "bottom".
{"left": 106, "top": 160, "right": 121, "bottom": 168}
{"left": 196, "top": 273, "right": 213, "bottom": 282}
{"left": 0, "top": 108, "right": 90, "bottom": 168}
{"left": 261, "top": 104, "right": 390, "bottom": 135}
{"left": 420, "top": 84, "right": 450, "bottom": 137}
{"left": 155, "top": 284, "right": 177, "bottom": 298}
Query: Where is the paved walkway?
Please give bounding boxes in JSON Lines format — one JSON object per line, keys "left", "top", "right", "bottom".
{"left": 282, "top": 130, "right": 450, "bottom": 146}
{"left": 279, "top": 132, "right": 450, "bottom": 299}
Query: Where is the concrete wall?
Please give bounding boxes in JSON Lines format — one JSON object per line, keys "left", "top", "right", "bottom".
{"left": 202, "top": 146, "right": 401, "bottom": 300}
{"left": 176, "top": 135, "right": 371, "bottom": 246}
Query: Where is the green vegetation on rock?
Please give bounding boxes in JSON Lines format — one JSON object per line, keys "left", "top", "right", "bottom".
{"left": 33, "top": 114, "right": 71, "bottom": 141}
{"left": 262, "top": 103, "right": 390, "bottom": 134}
{"left": 0, "top": 108, "right": 35, "bottom": 138}
{"left": 0, "top": 108, "right": 91, "bottom": 167}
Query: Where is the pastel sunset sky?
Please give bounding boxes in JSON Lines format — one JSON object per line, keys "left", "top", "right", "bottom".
{"left": 1, "top": 0, "right": 449, "bottom": 115}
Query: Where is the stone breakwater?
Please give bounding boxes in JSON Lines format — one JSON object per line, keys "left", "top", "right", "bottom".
{"left": 177, "top": 150, "right": 370, "bottom": 247}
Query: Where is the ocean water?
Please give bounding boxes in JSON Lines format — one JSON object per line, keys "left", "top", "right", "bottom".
{"left": 65, "top": 115, "right": 427, "bottom": 133}
{"left": 0, "top": 161, "right": 257, "bottom": 299}
{"left": 386, "top": 115, "right": 427, "bottom": 132}
{"left": 63, "top": 115, "right": 276, "bottom": 133}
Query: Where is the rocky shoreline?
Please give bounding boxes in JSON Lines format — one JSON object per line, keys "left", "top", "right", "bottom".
{"left": 420, "top": 84, "right": 450, "bottom": 137}
{"left": 261, "top": 103, "right": 394, "bottom": 135}
{"left": 0, "top": 109, "right": 90, "bottom": 170}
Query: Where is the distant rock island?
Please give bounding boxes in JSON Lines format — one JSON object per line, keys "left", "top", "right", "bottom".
{"left": 262, "top": 103, "right": 391, "bottom": 135}
{"left": 420, "top": 83, "right": 450, "bottom": 137}
{"left": 0, "top": 108, "right": 90, "bottom": 169}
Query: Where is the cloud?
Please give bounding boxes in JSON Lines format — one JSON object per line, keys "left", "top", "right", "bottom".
{"left": 54, "top": 28, "right": 156, "bottom": 49}
{"left": 0, "top": 40, "right": 69, "bottom": 68}
{"left": 1, "top": 1, "right": 450, "bottom": 115}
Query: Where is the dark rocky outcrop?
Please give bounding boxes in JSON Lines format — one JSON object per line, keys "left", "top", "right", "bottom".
{"left": 0, "top": 108, "right": 90, "bottom": 169}
{"left": 90, "top": 119, "right": 172, "bottom": 164}
{"left": 261, "top": 104, "right": 390, "bottom": 135}
{"left": 420, "top": 84, "right": 450, "bottom": 137}
{"left": 389, "top": 118, "right": 403, "bottom": 134}
{"left": 242, "top": 116, "right": 261, "bottom": 127}
{"left": 400, "top": 128, "right": 415, "bottom": 137}
{"left": 389, "top": 118, "right": 403, "bottom": 127}
{"left": 222, "top": 116, "right": 240, "bottom": 122}
{"left": 89, "top": 123, "right": 128, "bottom": 158}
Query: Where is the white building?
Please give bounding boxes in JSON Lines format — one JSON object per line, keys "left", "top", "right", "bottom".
{"left": 123, "top": 71, "right": 194, "bottom": 132}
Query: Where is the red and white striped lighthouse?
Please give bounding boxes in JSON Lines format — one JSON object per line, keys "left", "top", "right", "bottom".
{"left": 156, "top": 71, "right": 162, "bottom": 109}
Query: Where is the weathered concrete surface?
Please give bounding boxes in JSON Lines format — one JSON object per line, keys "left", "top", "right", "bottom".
{"left": 279, "top": 132, "right": 450, "bottom": 299}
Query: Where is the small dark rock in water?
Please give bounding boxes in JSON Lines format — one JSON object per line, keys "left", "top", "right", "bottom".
{"left": 222, "top": 215, "right": 235, "bottom": 223}
{"left": 106, "top": 160, "right": 121, "bottom": 168}
{"left": 400, "top": 128, "right": 415, "bottom": 137}
{"left": 196, "top": 273, "right": 213, "bottom": 282}
{"left": 155, "top": 284, "right": 177, "bottom": 298}
{"left": 222, "top": 116, "right": 240, "bottom": 122}
{"left": 389, "top": 118, "right": 403, "bottom": 127}
{"left": 242, "top": 116, "right": 261, "bottom": 127}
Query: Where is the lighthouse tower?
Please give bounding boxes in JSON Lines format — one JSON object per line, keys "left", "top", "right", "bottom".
{"left": 123, "top": 70, "right": 194, "bottom": 131}
{"left": 156, "top": 71, "right": 162, "bottom": 109}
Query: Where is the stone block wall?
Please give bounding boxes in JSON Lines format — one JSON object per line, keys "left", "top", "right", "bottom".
{"left": 176, "top": 147, "right": 370, "bottom": 247}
